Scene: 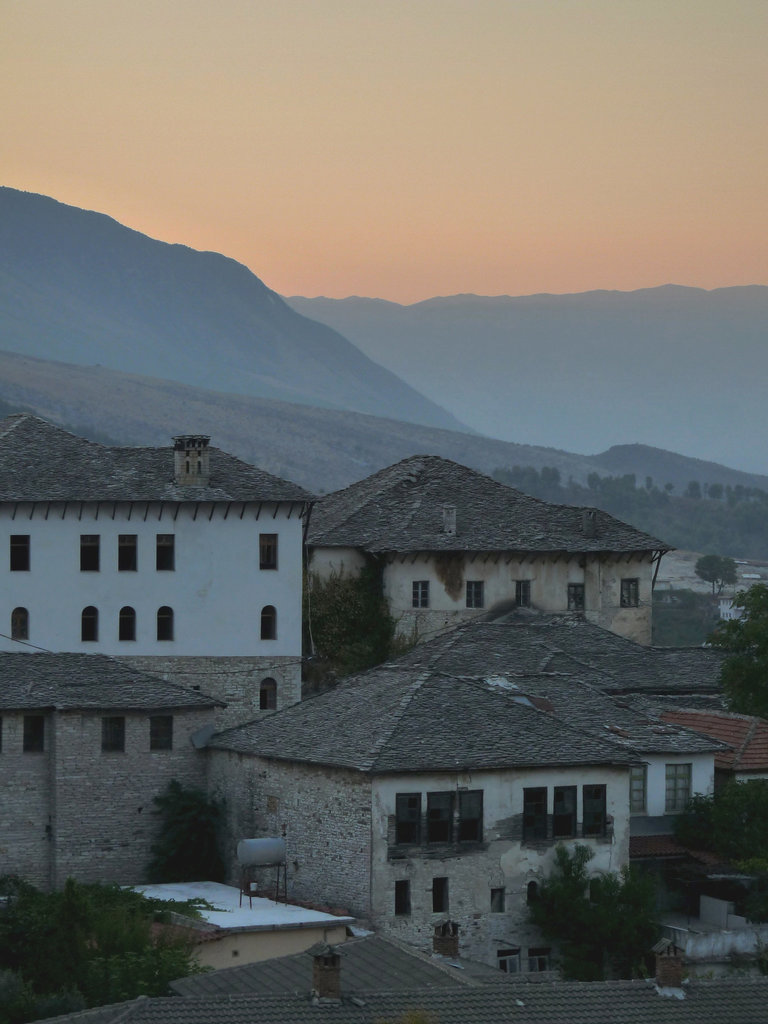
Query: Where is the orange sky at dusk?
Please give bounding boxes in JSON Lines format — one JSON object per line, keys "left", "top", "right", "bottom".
{"left": 3, "top": 0, "right": 766, "bottom": 304}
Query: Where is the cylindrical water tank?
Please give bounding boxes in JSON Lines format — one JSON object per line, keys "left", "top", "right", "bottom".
{"left": 237, "top": 837, "right": 286, "bottom": 866}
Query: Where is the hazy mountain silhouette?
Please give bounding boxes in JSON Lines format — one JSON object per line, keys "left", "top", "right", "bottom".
{"left": 0, "top": 187, "right": 466, "bottom": 433}
{"left": 286, "top": 286, "right": 768, "bottom": 475}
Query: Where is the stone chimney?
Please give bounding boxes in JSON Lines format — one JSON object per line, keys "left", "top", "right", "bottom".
{"left": 173, "top": 435, "right": 211, "bottom": 486}
{"left": 442, "top": 504, "right": 457, "bottom": 536}
{"left": 654, "top": 941, "right": 684, "bottom": 989}
{"left": 433, "top": 920, "right": 459, "bottom": 958}
{"left": 312, "top": 945, "right": 342, "bottom": 1000}
{"left": 581, "top": 509, "right": 597, "bottom": 538}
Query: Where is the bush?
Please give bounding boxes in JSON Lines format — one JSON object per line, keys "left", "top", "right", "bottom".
{"left": 146, "top": 780, "right": 226, "bottom": 883}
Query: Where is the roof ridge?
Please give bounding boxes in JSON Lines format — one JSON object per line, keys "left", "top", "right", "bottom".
{"left": 734, "top": 718, "right": 759, "bottom": 770}
{"left": 367, "top": 670, "right": 434, "bottom": 771}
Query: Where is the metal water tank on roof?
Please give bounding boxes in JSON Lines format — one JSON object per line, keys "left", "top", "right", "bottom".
{"left": 237, "top": 837, "right": 286, "bottom": 866}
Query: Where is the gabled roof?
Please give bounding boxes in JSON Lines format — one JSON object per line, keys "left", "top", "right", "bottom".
{"left": 0, "top": 652, "right": 219, "bottom": 711}
{"left": 308, "top": 454, "right": 667, "bottom": 554}
{"left": 0, "top": 414, "right": 312, "bottom": 502}
{"left": 661, "top": 709, "right": 768, "bottom": 772}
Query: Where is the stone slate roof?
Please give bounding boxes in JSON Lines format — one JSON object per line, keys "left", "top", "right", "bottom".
{"left": 0, "top": 414, "right": 312, "bottom": 503}
{"left": 308, "top": 454, "right": 668, "bottom": 554}
{"left": 0, "top": 652, "right": 219, "bottom": 711}
{"left": 661, "top": 709, "right": 768, "bottom": 772}
{"left": 36, "top": 976, "right": 768, "bottom": 1024}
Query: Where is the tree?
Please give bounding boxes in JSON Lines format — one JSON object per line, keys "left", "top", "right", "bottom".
{"left": 527, "top": 844, "right": 658, "bottom": 980}
{"left": 709, "top": 584, "right": 768, "bottom": 716}
{"left": 695, "top": 554, "right": 737, "bottom": 594}
{"left": 146, "top": 780, "right": 226, "bottom": 883}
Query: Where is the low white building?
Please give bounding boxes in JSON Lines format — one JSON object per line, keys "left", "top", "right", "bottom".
{"left": 308, "top": 455, "right": 669, "bottom": 645}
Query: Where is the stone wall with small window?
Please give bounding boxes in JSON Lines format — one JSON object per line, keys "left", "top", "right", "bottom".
{"left": 0, "top": 707, "right": 210, "bottom": 888}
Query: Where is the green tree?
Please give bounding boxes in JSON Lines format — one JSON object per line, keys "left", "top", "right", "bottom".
{"left": 527, "top": 844, "right": 658, "bottom": 980}
{"left": 709, "top": 584, "right": 768, "bottom": 716}
{"left": 695, "top": 554, "right": 738, "bottom": 594}
{"left": 675, "top": 781, "right": 768, "bottom": 864}
{"left": 146, "top": 780, "right": 226, "bottom": 883}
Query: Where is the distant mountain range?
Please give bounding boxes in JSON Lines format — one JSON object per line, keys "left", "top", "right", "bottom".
{"left": 0, "top": 187, "right": 465, "bottom": 434}
{"left": 286, "top": 287, "right": 768, "bottom": 476}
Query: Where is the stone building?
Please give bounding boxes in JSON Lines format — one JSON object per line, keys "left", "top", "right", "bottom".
{"left": 0, "top": 415, "right": 313, "bottom": 723}
{"left": 0, "top": 652, "right": 218, "bottom": 887}
{"left": 308, "top": 455, "right": 669, "bottom": 645}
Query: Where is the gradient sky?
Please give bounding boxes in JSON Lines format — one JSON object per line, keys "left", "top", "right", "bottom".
{"left": 4, "top": 0, "right": 766, "bottom": 303}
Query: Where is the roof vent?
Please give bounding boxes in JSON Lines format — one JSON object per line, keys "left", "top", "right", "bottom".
{"left": 581, "top": 509, "right": 597, "bottom": 538}
{"left": 173, "top": 435, "right": 211, "bottom": 486}
{"left": 443, "top": 504, "right": 457, "bottom": 535}
{"left": 312, "top": 944, "right": 342, "bottom": 1000}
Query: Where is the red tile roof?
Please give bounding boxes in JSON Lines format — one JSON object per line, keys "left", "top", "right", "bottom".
{"left": 661, "top": 710, "right": 768, "bottom": 772}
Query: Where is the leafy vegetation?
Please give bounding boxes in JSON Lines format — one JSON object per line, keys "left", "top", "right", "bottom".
{"left": 709, "top": 584, "right": 768, "bottom": 717}
{"left": 146, "top": 780, "right": 226, "bottom": 883}
{"left": 695, "top": 554, "right": 737, "bottom": 594}
{"left": 493, "top": 465, "right": 768, "bottom": 560}
{"left": 527, "top": 844, "right": 659, "bottom": 980}
{"left": 0, "top": 877, "right": 201, "bottom": 1023}
{"left": 675, "top": 781, "right": 768, "bottom": 866}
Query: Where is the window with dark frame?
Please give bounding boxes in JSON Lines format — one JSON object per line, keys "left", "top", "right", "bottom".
{"left": 11, "top": 607, "right": 28, "bottom": 641}
{"left": 119, "top": 606, "right": 136, "bottom": 641}
{"left": 259, "top": 533, "right": 278, "bottom": 570}
{"left": 395, "top": 793, "right": 421, "bottom": 844}
{"left": 630, "top": 765, "right": 647, "bottom": 813}
{"left": 527, "top": 947, "right": 551, "bottom": 972}
{"left": 497, "top": 947, "right": 520, "bottom": 973}
{"left": 149, "top": 715, "right": 173, "bottom": 751}
{"left": 432, "top": 876, "right": 449, "bottom": 913}
{"left": 523, "top": 787, "right": 548, "bottom": 841}
{"left": 665, "top": 763, "right": 692, "bottom": 813}
{"left": 515, "top": 580, "right": 531, "bottom": 607}
{"left": 466, "top": 580, "right": 484, "bottom": 608}
{"left": 553, "top": 786, "right": 577, "bottom": 837}
{"left": 23, "top": 715, "right": 44, "bottom": 752}
{"left": 567, "top": 583, "right": 585, "bottom": 611}
{"left": 101, "top": 716, "right": 125, "bottom": 752}
{"left": 582, "top": 784, "right": 607, "bottom": 836}
{"left": 620, "top": 578, "right": 640, "bottom": 607}
{"left": 427, "top": 791, "right": 454, "bottom": 843}
{"left": 156, "top": 606, "right": 174, "bottom": 641}
{"left": 156, "top": 535, "right": 175, "bottom": 571}
{"left": 260, "top": 605, "right": 277, "bottom": 640}
{"left": 458, "top": 790, "right": 483, "bottom": 841}
{"left": 394, "top": 879, "right": 411, "bottom": 915}
{"left": 118, "top": 535, "right": 138, "bottom": 571}
{"left": 490, "top": 887, "right": 506, "bottom": 913}
{"left": 526, "top": 881, "right": 539, "bottom": 904}
{"left": 412, "top": 580, "right": 430, "bottom": 608}
{"left": 80, "top": 534, "right": 100, "bottom": 571}
{"left": 81, "top": 606, "right": 98, "bottom": 642}
{"left": 259, "top": 678, "right": 277, "bottom": 710}
{"left": 10, "top": 535, "right": 30, "bottom": 571}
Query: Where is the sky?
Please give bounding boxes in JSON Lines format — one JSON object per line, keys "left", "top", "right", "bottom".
{"left": 3, "top": 0, "right": 767, "bottom": 304}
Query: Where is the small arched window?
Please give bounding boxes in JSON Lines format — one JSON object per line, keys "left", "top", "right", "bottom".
{"left": 527, "top": 881, "right": 539, "bottom": 905}
{"left": 11, "top": 607, "right": 29, "bottom": 641}
{"left": 259, "top": 677, "right": 277, "bottom": 710}
{"left": 119, "top": 606, "right": 136, "bottom": 641}
{"left": 157, "top": 606, "right": 174, "bottom": 641}
{"left": 260, "top": 605, "right": 276, "bottom": 641}
{"left": 81, "top": 606, "right": 98, "bottom": 642}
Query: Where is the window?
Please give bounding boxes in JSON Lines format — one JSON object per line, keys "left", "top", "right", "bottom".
{"left": 394, "top": 879, "right": 411, "bottom": 916}
{"left": 11, "top": 607, "right": 28, "bottom": 641}
{"left": 527, "top": 947, "right": 551, "bottom": 972}
{"left": 149, "top": 715, "right": 173, "bottom": 751}
{"left": 526, "top": 881, "right": 539, "bottom": 904}
{"left": 259, "top": 533, "right": 278, "bottom": 570}
{"left": 412, "top": 580, "right": 430, "bottom": 608}
{"left": 118, "top": 534, "right": 137, "bottom": 571}
{"left": 432, "top": 877, "right": 449, "bottom": 913}
{"left": 396, "top": 793, "right": 421, "bottom": 844}
{"left": 10, "top": 535, "right": 30, "bottom": 571}
{"left": 630, "top": 765, "right": 647, "bottom": 813}
{"left": 23, "top": 715, "right": 44, "bottom": 752}
{"left": 427, "top": 791, "right": 454, "bottom": 843}
{"left": 80, "top": 534, "right": 100, "bottom": 571}
{"left": 523, "top": 787, "right": 548, "bottom": 841}
{"left": 466, "top": 580, "right": 484, "bottom": 608}
{"left": 497, "top": 947, "right": 520, "bottom": 973}
{"left": 102, "top": 717, "right": 125, "bottom": 752}
{"left": 567, "top": 583, "right": 585, "bottom": 611}
{"left": 515, "top": 580, "right": 531, "bottom": 607}
{"left": 260, "top": 605, "right": 277, "bottom": 640}
{"left": 458, "top": 790, "right": 483, "bottom": 842}
{"left": 583, "top": 784, "right": 607, "bottom": 836}
{"left": 156, "top": 534, "right": 175, "bottom": 571}
{"left": 156, "top": 606, "right": 174, "bottom": 641}
{"left": 259, "top": 678, "right": 277, "bottom": 710}
{"left": 490, "top": 888, "right": 506, "bottom": 913}
{"left": 621, "top": 578, "right": 640, "bottom": 608}
{"left": 119, "top": 606, "right": 136, "bottom": 641}
{"left": 553, "top": 786, "right": 577, "bottom": 837}
{"left": 81, "top": 606, "right": 98, "bottom": 642}
{"left": 665, "top": 763, "right": 692, "bottom": 813}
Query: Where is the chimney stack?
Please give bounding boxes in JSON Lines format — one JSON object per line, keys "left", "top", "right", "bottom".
{"left": 442, "top": 504, "right": 457, "bottom": 536}
{"left": 173, "top": 435, "right": 211, "bottom": 486}
{"left": 581, "top": 509, "right": 597, "bottom": 538}
{"left": 654, "top": 941, "right": 684, "bottom": 989}
{"left": 312, "top": 945, "right": 342, "bottom": 1000}
{"left": 433, "top": 920, "right": 459, "bottom": 958}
